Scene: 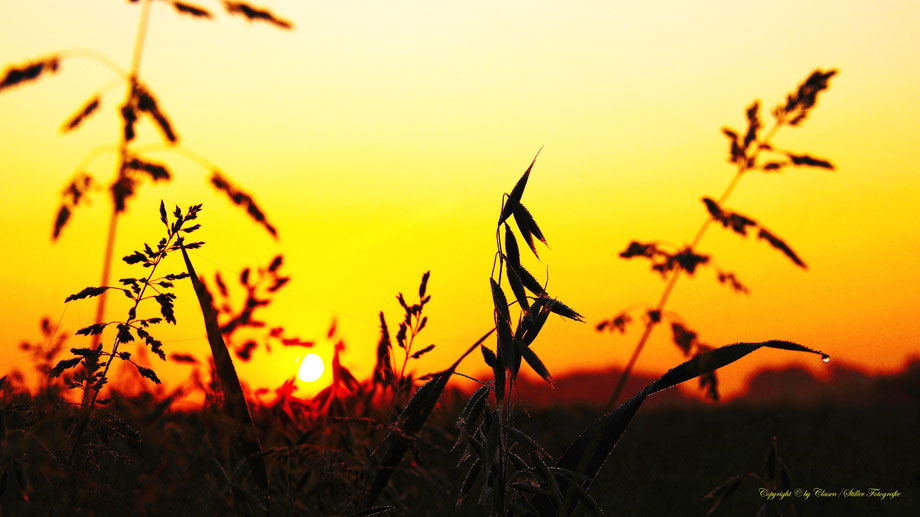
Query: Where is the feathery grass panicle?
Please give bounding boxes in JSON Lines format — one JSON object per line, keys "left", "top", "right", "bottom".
{"left": 599, "top": 69, "right": 837, "bottom": 407}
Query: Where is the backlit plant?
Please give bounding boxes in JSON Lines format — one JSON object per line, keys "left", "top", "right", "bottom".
{"left": 597, "top": 69, "right": 838, "bottom": 409}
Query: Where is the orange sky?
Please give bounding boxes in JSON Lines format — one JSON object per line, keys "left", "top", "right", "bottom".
{"left": 1, "top": 0, "right": 918, "bottom": 402}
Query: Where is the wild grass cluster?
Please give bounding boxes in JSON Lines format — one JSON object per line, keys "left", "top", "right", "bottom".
{"left": 0, "top": 3, "right": 885, "bottom": 516}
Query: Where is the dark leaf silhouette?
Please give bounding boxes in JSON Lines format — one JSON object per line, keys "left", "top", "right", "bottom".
{"left": 53, "top": 173, "right": 93, "bottom": 240}
{"left": 699, "top": 369, "right": 719, "bottom": 401}
{"left": 116, "top": 323, "right": 135, "bottom": 343}
{"left": 121, "top": 104, "right": 137, "bottom": 143}
{"left": 373, "top": 313, "right": 396, "bottom": 387}
{"left": 499, "top": 149, "right": 540, "bottom": 224}
{"left": 126, "top": 157, "right": 171, "bottom": 181}
{"left": 513, "top": 203, "right": 547, "bottom": 258}
{"left": 529, "top": 340, "right": 827, "bottom": 516}
{"left": 170, "top": 353, "right": 198, "bottom": 363}
{"left": 716, "top": 271, "right": 749, "bottom": 294}
{"left": 61, "top": 96, "right": 100, "bottom": 132}
{"left": 235, "top": 340, "right": 257, "bottom": 361}
{"left": 419, "top": 270, "right": 430, "bottom": 298}
{"left": 758, "top": 228, "right": 806, "bottom": 269}
{"left": 670, "top": 323, "right": 697, "bottom": 355}
{"left": 267, "top": 255, "right": 283, "bottom": 273}
{"left": 154, "top": 293, "right": 177, "bottom": 324}
{"left": 0, "top": 57, "right": 59, "bottom": 91}
{"left": 743, "top": 101, "right": 761, "bottom": 151}
{"left": 481, "top": 345, "right": 498, "bottom": 368}
{"left": 670, "top": 248, "right": 709, "bottom": 275}
{"left": 721, "top": 127, "right": 745, "bottom": 164}
{"left": 411, "top": 344, "right": 435, "bottom": 360}
{"left": 516, "top": 264, "right": 546, "bottom": 297}
{"left": 456, "top": 459, "right": 482, "bottom": 507}
{"left": 702, "top": 198, "right": 757, "bottom": 236}
{"left": 210, "top": 171, "right": 278, "bottom": 238}
{"left": 123, "top": 251, "right": 147, "bottom": 265}
{"left": 180, "top": 242, "right": 269, "bottom": 497}
{"left": 619, "top": 241, "right": 659, "bottom": 259}
{"left": 224, "top": 1, "right": 293, "bottom": 29}
{"left": 65, "top": 286, "right": 117, "bottom": 302}
{"left": 137, "top": 328, "right": 166, "bottom": 360}
{"left": 596, "top": 312, "right": 632, "bottom": 333}
{"left": 136, "top": 85, "right": 178, "bottom": 143}
{"left": 367, "top": 371, "right": 451, "bottom": 505}
{"left": 779, "top": 69, "right": 837, "bottom": 125}
{"left": 517, "top": 297, "right": 550, "bottom": 347}
{"left": 504, "top": 224, "right": 521, "bottom": 269}
{"left": 703, "top": 198, "right": 807, "bottom": 269}
{"left": 50, "top": 357, "right": 82, "bottom": 377}
{"left": 520, "top": 344, "right": 553, "bottom": 386}
{"left": 53, "top": 206, "right": 71, "bottom": 241}
{"left": 367, "top": 327, "right": 496, "bottom": 507}
{"left": 172, "top": 1, "right": 213, "bottom": 18}
{"left": 458, "top": 384, "right": 490, "bottom": 432}
{"left": 786, "top": 153, "right": 834, "bottom": 169}
{"left": 135, "top": 365, "right": 161, "bottom": 384}
{"left": 111, "top": 175, "right": 137, "bottom": 212}
{"left": 490, "top": 279, "right": 512, "bottom": 329}
{"left": 761, "top": 161, "right": 786, "bottom": 172}
{"left": 507, "top": 265, "right": 530, "bottom": 311}
{"left": 548, "top": 298, "right": 584, "bottom": 322}
{"left": 76, "top": 323, "right": 109, "bottom": 336}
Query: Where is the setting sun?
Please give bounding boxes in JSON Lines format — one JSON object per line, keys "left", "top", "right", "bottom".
{"left": 297, "top": 353, "right": 325, "bottom": 383}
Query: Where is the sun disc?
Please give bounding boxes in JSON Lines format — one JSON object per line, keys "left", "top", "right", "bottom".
{"left": 298, "top": 353, "right": 324, "bottom": 383}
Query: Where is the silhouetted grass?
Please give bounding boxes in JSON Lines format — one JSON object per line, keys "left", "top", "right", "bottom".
{"left": 597, "top": 69, "right": 838, "bottom": 409}
{"left": 0, "top": 17, "right": 863, "bottom": 514}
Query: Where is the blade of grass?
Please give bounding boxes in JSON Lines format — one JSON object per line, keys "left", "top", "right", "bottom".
{"left": 180, "top": 242, "right": 269, "bottom": 508}
{"left": 365, "top": 327, "right": 495, "bottom": 507}
{"left": 530, "top": 340, "right": 828, "bottom": 516}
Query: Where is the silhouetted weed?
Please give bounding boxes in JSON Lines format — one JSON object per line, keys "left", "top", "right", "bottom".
{"left": 597, "top": 69, "right": 838, "bottom": 408}
{"left": 56, "top": 202, "right": 203, "bottom": 463}
{"left": 0, "top": 0, "right": 290, "bottom": 382}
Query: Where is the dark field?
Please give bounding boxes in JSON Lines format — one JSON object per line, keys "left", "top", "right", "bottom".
{"left": 2, "top": 379, "right": 915, "bottom": 516}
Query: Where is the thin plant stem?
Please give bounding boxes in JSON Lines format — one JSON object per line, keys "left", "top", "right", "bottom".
{"left": 87, "top": 0, "right": 153, "bottom": 356}
{"left": 604, "top": 123, "right": 782, "bottom": 411}
{"left": 68, "top": 220, "right": 177, "bottom": 465}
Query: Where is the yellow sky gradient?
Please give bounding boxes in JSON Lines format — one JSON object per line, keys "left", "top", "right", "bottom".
{"left": 1, "top": 0, "right": 918, "bottom": 401}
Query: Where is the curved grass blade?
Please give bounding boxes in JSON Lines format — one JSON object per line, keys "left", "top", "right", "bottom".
{"left": 758, "top": 227, "right": 806, "bottom": 269}
{"left": 366, "top": 370, "right": 451, "bottom": 505}
{"left": 366, "top": 329, "right": 496, "bottom": 507}
{"left": 180, "top": 243, "right": 269, "bottom": 502}
{"left": 530, "top": 340, "right": 827, "bottom": 516}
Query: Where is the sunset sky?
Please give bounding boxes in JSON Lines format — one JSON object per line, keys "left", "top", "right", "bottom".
{"left": 1, "top": 0, "right": 918, "bottom": 401}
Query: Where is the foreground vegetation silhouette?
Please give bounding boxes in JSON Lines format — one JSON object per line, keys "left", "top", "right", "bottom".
{"left": 597, "top": 69, "right": 837, "bottom": 409}
{"left": 3, "top": 44, "right": 871, "bottom": 516}
{"left": 0, "top": 0, "right": 291, "bottom": 380}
